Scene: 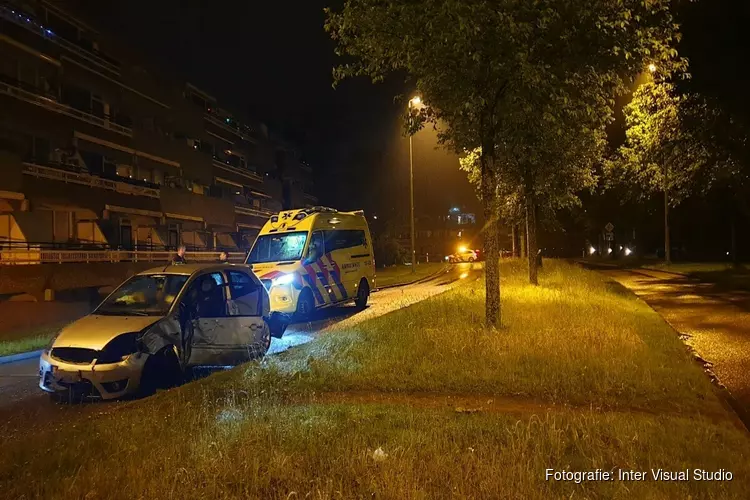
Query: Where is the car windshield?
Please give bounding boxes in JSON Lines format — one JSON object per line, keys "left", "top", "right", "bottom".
{"left": 247, "top": 232, "right": 308, "bottom": 263}
{"left": 96, "top": 274, "right": 189, "bottom": 316}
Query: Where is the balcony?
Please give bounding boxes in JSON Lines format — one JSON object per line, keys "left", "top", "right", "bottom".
{"left": 0, "top": 4, "right": 120, "bottom": 76}
{"left": 204, "top": 112, "right": 257, "bottom": 143}
{"left": 0, "top": 79, "right": 132, "bottom": 136}
{"left": 22, "top": 162, "right": 159, "bottom": 198}
{"left": 234, "top": 204, "right": 273, "bottom": 218}
{"left": 211, "top": 157, "right": 263, "bottom": 182}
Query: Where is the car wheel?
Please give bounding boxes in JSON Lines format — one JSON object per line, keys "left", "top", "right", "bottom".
{"left": 468, "top": 257, "right": 475, "bottom": 262}
{"left": 268, "top": 313, "right": 288, "bottom": 339}
{"left": 139, "top": 348, "right": 182, "bottom": 397}
{"left": 355, "top": 278, "right": 370, "bottom": 309}
{"left": 260, "top": 322, "right": 272, "bottom": 356}
{"left": 295, "top": 288, "right": 315, "bottom": 321}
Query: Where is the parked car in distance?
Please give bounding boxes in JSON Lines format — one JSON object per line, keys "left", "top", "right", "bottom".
{"left": 448, "top": 248, "right": 478, "bottom": 263}
{"left": 39, "top": 263, "right": 282, "bottom": 402}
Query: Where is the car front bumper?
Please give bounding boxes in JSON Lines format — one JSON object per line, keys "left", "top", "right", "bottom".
{"left": 39, "top": 350, "right": 149, "bottom": 400}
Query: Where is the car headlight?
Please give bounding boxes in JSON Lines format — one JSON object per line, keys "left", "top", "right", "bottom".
{"left": 97, "top": 332, "right": 141, "bottom": 364}
{"left": 272, "top": 273, "right": 295, "bottom": 286}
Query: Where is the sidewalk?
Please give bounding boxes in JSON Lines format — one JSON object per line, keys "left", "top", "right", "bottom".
{"left": 601, "top": 267, "right": 750, "bottom": 423}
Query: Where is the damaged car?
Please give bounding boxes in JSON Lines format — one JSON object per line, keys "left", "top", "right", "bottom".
{"left": 39, "top": 263, "right": 285, "bottom": 402}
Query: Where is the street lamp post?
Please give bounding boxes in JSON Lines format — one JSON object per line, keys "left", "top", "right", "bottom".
{"left": 408, "top": 96, "right": 421, "bottom": 273}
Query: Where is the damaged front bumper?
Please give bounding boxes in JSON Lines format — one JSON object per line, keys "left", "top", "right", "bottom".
{"left": 39, "top": 350, "right": 149, "bottom": 400}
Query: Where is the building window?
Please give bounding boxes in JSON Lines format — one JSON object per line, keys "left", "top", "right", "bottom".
{"left": 152, "top": 169, "right": 164, "bottom": 185}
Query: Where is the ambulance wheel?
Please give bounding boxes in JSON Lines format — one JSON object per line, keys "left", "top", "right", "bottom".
{"left": 295, "top": 288, "right": 315, "bottom": 321}
{"left": 355, "top": 278, "right": 370, "bottom": 309}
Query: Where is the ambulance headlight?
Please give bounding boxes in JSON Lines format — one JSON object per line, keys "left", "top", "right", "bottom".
{"left": 272, "top": 274, "right": 295, "bottom": 286}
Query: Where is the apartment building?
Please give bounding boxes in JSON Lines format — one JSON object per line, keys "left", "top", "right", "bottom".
{"left": 0, "top": 0, "right": 316, "bottom": 252}
{"left": 385, "top": 207, "right": 481, "bottom": 262}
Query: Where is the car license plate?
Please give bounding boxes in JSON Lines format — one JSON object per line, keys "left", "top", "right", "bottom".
{"left": 52, "top": 366, "right": 81, "bottom": 383}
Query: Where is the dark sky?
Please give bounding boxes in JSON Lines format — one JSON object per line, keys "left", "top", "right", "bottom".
{"left": 83, "top": 0, "right": 478, "bottom": 219}
{"left": 82, "top": 0, "right": 747, "bottom": 224}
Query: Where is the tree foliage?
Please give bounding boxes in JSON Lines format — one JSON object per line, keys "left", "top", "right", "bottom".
{"left": 326, "top": 0, "right": 685, "bottom": 323}
{"left": 609, "top": 81, "right": 709, "bottom": 205}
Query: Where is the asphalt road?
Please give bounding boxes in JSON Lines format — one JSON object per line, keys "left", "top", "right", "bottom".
{"left": 599, "top": 266, "right": 750, "bottom": 421}
{"left": 0, "top": 263, "right": 479, "bottom": 437}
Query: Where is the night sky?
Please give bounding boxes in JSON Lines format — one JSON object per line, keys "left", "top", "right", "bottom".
{"left": 83, "top": 0, "right": 747, "bottom": 228}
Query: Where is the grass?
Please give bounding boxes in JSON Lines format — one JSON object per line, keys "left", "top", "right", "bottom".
{"left": 0, "top": 321, "right": 70, "bottom": 357}
{"left": 644, "top": 262, "right": 746, "bottom": 274}
{"left": 1, "top": 260, "right": 748, "bottom": 498}
{"left": 644, "top": 262, "right": 750, "bottom": 292}
{"left": 375, "top": 262, "right": 446, "bottom": 288}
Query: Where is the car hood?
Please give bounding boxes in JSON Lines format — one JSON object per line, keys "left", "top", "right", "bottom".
{"left": 52, "top": 315, "right": 164, "bottom": 350}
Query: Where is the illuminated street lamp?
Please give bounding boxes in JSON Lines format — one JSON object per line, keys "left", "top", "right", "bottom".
{"left": 648, "top": 63, "right": 657, "bottom": 73}
{"left": 407, "top": 95, "right": 423, "bottom": 272}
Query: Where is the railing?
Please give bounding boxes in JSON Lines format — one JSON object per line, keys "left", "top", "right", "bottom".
{"left": 204, "top": 113, "right": 256, "bottom": 143}
{"left": 212, "top": 159, "right": 263, "bottom": 182}
{"left": 0, "top": 81, "right": 132, "bottom": 136}
{"left": 234, "top": 205, "right": 273, "bottom": 218}
{"left": 0, "top": 4, "right": 120, "bottom": 75}
{"left": 22, "top": 163, "right": 160, "bottom": 198}
{"left": 0, "top": 248, "right": 247, "bottom": 265}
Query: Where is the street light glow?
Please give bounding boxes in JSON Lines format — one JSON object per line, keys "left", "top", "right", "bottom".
{"left": 410, "top": 96, "right": 421, "bottom": 106}
{"left": 625, "top": 247, "right": 632, "bottom": 256}
{"left": 589, "top": 246, "right": 596, "bottom": 255}
{"left": 648, "top": 63, "right": 657, "bottom": 73}
{"left": 458, "top": 246, "right": 468, "bottom": 253}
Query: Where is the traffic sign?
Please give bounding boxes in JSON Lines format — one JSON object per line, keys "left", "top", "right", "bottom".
{"left": 605, "top": 222, "right": 614, "bottom": 233}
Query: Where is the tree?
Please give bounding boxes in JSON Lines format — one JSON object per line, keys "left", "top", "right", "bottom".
{"left": 609, "top": 81, "right": 717, "bottom": 263}
{"left": 326, "top": 0, "right": 684, "bottom": 325}
{"left": 460, "top": 114, "right": 603, "bottom": 282}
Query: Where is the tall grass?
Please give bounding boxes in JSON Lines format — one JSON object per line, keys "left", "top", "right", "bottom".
{"left": 242, "top": 260, "right": 720, "bottom": 413}
{"left": 1, "top": 260, "right": 748, "bottom": 499}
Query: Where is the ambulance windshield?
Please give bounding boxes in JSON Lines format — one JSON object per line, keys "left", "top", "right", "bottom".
{"left": 247, "top": 232, "right": 308, "bottom": 263}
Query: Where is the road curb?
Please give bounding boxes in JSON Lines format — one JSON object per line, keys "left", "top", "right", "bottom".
{"left": 0, "top": 349, "right": 42, "bottom": 365}
{"left": 376, "top": 264, "right": 452, "bottom": 291}
{"left": 639, "top": 266, "right": 688, "bottom": 277}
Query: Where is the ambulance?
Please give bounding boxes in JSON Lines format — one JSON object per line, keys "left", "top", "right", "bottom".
{"left": 246, "top": 207, "right": 376, "bottom": 328}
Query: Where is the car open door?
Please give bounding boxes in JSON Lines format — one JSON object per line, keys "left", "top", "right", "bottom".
{"left": 183, "top": 271, "right": 263, "bottom": 367}
{"left": 225, "top": 269, "right": 270, "bottom": 358}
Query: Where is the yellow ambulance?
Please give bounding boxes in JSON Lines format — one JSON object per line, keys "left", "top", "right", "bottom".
{"left": 246, "top": 207, "right": 376, "bottom": 326}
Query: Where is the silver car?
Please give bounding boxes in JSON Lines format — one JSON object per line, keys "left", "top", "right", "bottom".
{"left": 39, "top": 263, "right": 284, "bottom": 401}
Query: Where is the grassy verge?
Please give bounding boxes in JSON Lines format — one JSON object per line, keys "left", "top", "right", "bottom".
{"left": 375, "top": 262, "right": 446, "bottom": 288}
{"left": 0, "top": 321, "right": 71, "bottom": 357}
{"left": 644, "top": 262, "right": 750, "bottom": 292}
{"left": 1, "top": 260, "right": 748, "bottom": 498}
{"left": 644, "top": 262, "right": 746, "bottom": 274}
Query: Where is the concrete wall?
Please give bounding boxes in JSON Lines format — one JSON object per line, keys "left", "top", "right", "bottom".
{"left": 0, "top": 261, "right": 160, "bottom": 297}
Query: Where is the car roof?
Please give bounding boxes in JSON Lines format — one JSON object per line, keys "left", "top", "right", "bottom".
{"left": 137, "top": 263, "right": 252, "bottom": 277}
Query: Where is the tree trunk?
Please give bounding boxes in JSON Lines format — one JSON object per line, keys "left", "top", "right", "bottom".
{"left": 519, "top": 223, "right": 526, "bottom": 258}
{"left": 664, "top": 187, "right": 671, "bottom": 264}
{"left": 526, "top": 196, "right": 539, "bottom": 285}
{"left": 480, "top": 149, "right": 500, "bottom": 328}
{"left": 731, "top": 214, "right": 738, "bottom": 268}
{"left": 511, "top": 225, "right": 518, "bottom": 258}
